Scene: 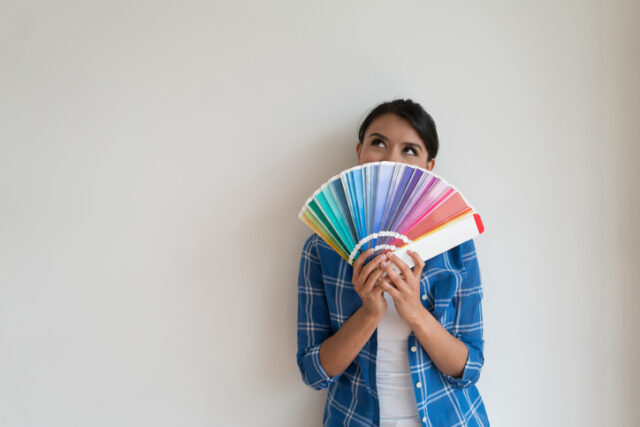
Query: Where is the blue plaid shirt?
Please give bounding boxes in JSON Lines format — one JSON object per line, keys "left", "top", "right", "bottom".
{"left": 296, "top": 233, "right": 489, "bottom": 427}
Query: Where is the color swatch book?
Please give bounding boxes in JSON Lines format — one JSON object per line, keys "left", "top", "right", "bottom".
{"left": 298, "top": 161, "right": 484, "bottom": 268}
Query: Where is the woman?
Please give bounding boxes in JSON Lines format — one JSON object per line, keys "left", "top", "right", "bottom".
{"left": 296, "top": 99, "right": 489, "bottom": 426}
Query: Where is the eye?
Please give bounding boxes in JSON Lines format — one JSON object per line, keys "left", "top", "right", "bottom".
{"left": 371, "top": 138, "right": 385, "bottom": 148}
{"left": 403, "top": 147, "right": 417, "bottom": 156}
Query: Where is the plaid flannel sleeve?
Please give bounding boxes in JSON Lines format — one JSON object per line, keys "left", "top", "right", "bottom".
{"left": 442, "top": 238, "right": 486, "bottom": 388}
{"left": 296, "top": 235, "right": 342, "bottom": 390}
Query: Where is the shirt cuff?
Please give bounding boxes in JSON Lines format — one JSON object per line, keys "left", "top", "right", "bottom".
{"left": 441, "top": 341, "right": 484, "bottom": 388}
{"left": 298, "top": 344, "right": 342, "bottom": 390}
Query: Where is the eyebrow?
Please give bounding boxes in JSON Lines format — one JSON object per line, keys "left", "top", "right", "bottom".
{"left": 369, "top": 132, "right": 424, "bottom": 153}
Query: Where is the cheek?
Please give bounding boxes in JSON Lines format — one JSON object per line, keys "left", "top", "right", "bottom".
{"left": 406, "top": 158, "right": 426, "bottom": 168}
{"left": 415, "top": 154, "right": 430, "bottom": 168}
{"left": 359, "top": 147, "right": 383, "bottom": 162}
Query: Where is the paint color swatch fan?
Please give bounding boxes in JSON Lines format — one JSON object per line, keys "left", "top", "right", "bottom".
{"left": 298, "top": 161, "right": 485, "bottom": 268}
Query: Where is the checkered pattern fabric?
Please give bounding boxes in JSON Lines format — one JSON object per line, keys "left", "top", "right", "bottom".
{"left": 296, "top": 233, "right": 489, "bottom": 426}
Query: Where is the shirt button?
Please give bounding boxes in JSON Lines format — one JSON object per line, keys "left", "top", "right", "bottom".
{"left": 416, "top": 381, "right": 422, "bottom": 388}
{"left": 422, "top": 416, "right": 427, "bottom": 422}
{"left": 411, "top": 346, "right": 417, "bottom": 352}
{"left": 421, "top": 294, "right": 427, "bottom": 301}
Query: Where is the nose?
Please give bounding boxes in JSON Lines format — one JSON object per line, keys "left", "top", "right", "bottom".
{"left": 383, "top": 148, "right": 403, "bottom": 163}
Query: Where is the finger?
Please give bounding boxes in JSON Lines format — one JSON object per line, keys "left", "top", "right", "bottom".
{"left": 407, "top": 250, "right": 425, "bottom": 280}
{"left": 352, "top": 248, "right": 374, "bottom": 278}
{"left": 378, "top": 278, "right": 400, "bottom": 299}
{"left": 388, "top": 253, "right": 414, "bottom": 282}
{"left": 381, "top": 260, "right": 408, "bottom": 291}
{"left": 362, "top": 266, "right": 386, "bottom": 295}
{"left": 371, "top": 280, "right": 386, "bottom": 297}
{"left": 361, "top": 253, "right": 388, "bottom": 281}
{"left": 380, "top": 277, "right": 398, "bottom": 291}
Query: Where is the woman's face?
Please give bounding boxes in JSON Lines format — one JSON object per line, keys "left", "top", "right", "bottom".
{"left": 356, "top": 113, "right": 435, "bottom": 171}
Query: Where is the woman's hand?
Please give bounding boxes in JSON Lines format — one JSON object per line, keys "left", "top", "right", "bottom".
{"left": 352, "top": 248, "right": 388, "bottom": 319}
{"left": 378, "top": 250, "right": 428, "bottom": 325}
{"left": 317, "top": 249, "right": 391, "bottom": 378}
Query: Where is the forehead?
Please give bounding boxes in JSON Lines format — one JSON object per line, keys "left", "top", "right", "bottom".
{"left": 365, "top": 113, "right": 422, "bottom": 142}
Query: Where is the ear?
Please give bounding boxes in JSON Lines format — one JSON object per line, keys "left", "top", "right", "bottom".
{"left": 426, "top": 158, "right": 435, "bottom": 171}
{"left": 355, "top": 141, "right": 361, "bottom": 161}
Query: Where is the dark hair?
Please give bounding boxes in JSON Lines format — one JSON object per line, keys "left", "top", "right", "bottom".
{"left": 358, "top": 99, "right": 439, "bottom": 162}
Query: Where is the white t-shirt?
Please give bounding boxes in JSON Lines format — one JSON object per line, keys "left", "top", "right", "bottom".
{"left": 376, "top": 291, "right": 422, "bottom": 427}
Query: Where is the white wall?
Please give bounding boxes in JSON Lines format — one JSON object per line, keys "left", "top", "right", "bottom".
{"left": 1, "top": 1, "right": 638, "bottom": 426}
